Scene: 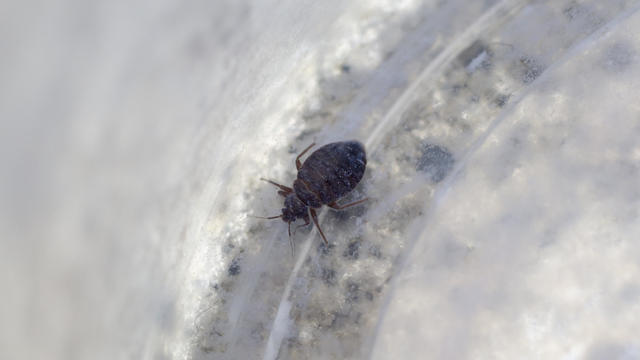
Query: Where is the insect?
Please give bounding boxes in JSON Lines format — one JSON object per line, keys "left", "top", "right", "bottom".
{"left": 259, "top": 141, "right": 368, "bottom": 251}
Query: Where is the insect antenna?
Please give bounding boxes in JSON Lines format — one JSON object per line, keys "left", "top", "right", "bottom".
{"left": 260, "top": 178, "right": 293, "bottom": 196}
{"left": 288, "top": 221, "right": 295, "bottom": 257}
{"left": 252, "top": 214, "right": 295, "bottom": 256}
{"left": 289, "top": 236, "right": 295, "bottom": 257}
{"left": 250, "top": 214, "right": 282, "bottom": 220}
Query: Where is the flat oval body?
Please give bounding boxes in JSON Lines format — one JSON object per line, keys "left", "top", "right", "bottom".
{"left": 295, "top": 141, "right": 366, "bottom": 206}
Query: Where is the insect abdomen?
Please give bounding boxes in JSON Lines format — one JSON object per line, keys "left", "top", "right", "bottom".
{"left": 297, "top": 141, "right": 366, "bottom": 205}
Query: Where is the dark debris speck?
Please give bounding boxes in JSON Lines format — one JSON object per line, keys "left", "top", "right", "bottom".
{"left": 228, "top": 258, "right": 241, "bottom": 276}
{"left": 365, "top": 291, "right": 374, "bottom": 301}
{"left": 494, "top": 93, "right": 511, "bottom": 107}
{"left": 563, "top": 2, "right": 585, "bottom": 20}
{"left": 416, "top": 143, "right": 455, "bottom": 183}
{"left": 520, "top": 56, "right": 544, "bottom": 84}
{"left": 368, "top": 245, "right": 381, "bottom": 258}
{"left": 343, "top": 239, "right": 362, "bottom": 260}
{"left": 321, "top": 268, "right": 336, "bottom": 285}
{"left": 318, "top": 242, "right": 335, "bottom": 256}
{"left": 346, "top": 282, "right": 360, "bottom": 302}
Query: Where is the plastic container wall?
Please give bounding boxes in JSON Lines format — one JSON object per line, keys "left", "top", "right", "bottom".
{"left": 2, "top": 1, "right": 640, "bottom": 359}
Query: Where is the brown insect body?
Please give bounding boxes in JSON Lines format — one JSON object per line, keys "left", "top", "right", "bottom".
{"left": 261, "top": 141, "right": 367, "bottom": 247}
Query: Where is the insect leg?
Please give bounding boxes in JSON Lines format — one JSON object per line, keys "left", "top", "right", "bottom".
{"left": 327, "top": 198, "right": 368, "bottom": 210}
{"left": 260, "top": 178, "right": 293, "bottom": 195}
{"left": 293, "top": 216, "right": 311, "bottom": 235}
{"left": 295, "top": 143, "right": 316, "bottom": 170}
{"left": 309, "top": 208, "right": 328, "bottom": 245}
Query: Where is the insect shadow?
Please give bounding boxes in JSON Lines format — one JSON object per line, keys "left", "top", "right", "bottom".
{"left": 255, "top": 141, "right": 368, "bottom": 254}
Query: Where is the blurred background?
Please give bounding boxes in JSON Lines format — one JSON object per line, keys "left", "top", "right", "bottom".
{"left": 2, "top": 0, "right": 640, "bottom": 359}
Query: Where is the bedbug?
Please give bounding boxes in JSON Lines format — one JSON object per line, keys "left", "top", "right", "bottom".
{"left": 259, "top": 141, "right": 368, "bottom": 251}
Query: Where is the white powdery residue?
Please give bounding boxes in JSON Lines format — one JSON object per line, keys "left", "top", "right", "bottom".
{"left": 319, "top": 0, "right": 422, "bottom": 76}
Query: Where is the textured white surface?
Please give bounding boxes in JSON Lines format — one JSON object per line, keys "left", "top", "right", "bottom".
{"left": 372, "top": 6, "right": 640, "bottom": 358}
{"left": 2, "top": 0, "right": 639, "bottom": 359}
